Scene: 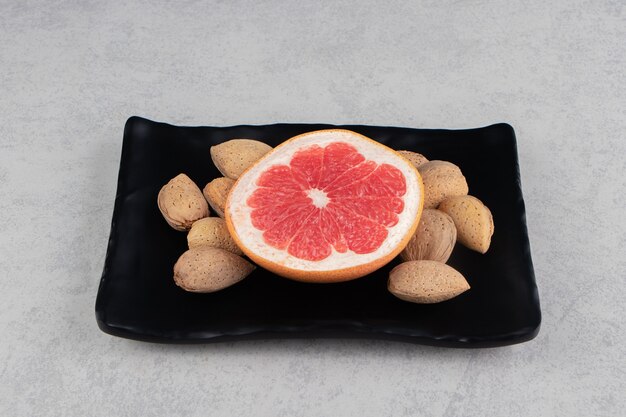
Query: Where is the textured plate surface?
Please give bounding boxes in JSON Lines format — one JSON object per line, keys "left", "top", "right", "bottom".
{"left": 95, "top": 117, "right": 541, "bottom": 347}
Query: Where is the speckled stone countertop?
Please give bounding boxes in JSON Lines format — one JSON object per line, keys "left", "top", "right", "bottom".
{"left": 1, "top": 1, "right": 624, "bottom": 416}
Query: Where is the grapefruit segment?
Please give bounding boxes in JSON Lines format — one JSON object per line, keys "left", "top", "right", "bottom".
{"left": 333, "top": 197, "right": 402, "bottom": 227}
{"left": 261, "top": 204, "right": 316, "bottom": 250}
{"left": 323, "top": 160, "right": 378, "bottom": 191}
{"left": 287, "top": 209, "right": 332, "bottom": 261}
{"left": 250, "top": 198, "right": 312, "bottom": 230}
{"left": 326, "top": 203, "right": 389, "bottom": 254}
{"left": 246, "top": 187, "right": 307, "bottom": 208}
{"left": 376, "top": 164, "right": 407, "bottom": 196}
{"left": 319, "top": 208, "right": 348, "bottom": 253}
{"left": 317, "top": 142, "right": 366, "bottom": 189}
{"left": 290, "top": 145, "right": 325, "bottom": 188}
{"left": 256, "top": 165, "right": 304, "bottom": 191}
{"left": 328, "top": 164, "right": 406, "bottom": 198}
{"left": 225, "top": 129, "right": 424, "bottom": 283}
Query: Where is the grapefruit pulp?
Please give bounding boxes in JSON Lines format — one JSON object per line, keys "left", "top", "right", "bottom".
{"left": 225, "top": 129, "right": 424, "bottom": 283}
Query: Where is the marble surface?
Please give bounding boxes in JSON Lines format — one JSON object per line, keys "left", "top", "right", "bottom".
{"left": 1, "top": 1, "right": 624, "bottom": 416}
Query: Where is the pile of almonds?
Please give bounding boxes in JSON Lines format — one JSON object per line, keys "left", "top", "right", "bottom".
{"left": 157, "top": 139, "right": 272, "bottom": 293}
{"left": 389, "top": 150, "right": 494, "bottom": 303}
{"left": 157, "top": 138, "right": 494, "bottom": 305}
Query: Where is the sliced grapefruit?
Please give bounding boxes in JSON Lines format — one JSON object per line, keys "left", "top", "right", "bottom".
{"left": 225, "top": 129, "right": 424, "bottom": 283}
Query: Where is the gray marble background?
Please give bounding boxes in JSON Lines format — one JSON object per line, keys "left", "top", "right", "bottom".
{"left": 1, "top": 1, "right": 624, "bottom": 416}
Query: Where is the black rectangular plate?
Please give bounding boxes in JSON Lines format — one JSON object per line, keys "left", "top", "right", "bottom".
{"left": 95, "top": 117, "right": 541, "bottom": 348}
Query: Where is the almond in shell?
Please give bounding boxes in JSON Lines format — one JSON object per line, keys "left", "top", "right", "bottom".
{"left": 203, "top": 177, "right": 235, "bottom": 218}
{"left": 388, "top": 260, "right": 470, "bottom": 304}
{"left": 210, "top": 139, "right": 272, "bottom": 179}
{"left": 187, "top": 217, "right": 242, "bottom": 255}
{"left": 400, "top": 209, "right": 457, "bottom": 263}
{"left": 173, "top": 247, "right": 255, "bottom": 293}
{"left": 158, "top": 173, "right": 209, "bottom": 231}
{"left": 438, "top": 195, "right": 494, "bottom": 254}
{"left": 397, "top": 150, "right": 429, "bottom": 168}
{"left": 418, "top": 160, "right": 469, "bottom": 209}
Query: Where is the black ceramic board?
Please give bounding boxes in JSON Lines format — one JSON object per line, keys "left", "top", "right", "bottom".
{"left": 95, "top": 117, "right": 541, "bottom": 347}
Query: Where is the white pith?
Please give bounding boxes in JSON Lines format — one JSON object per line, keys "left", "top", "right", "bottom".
{"left": 307, "top": 188, "right": 329, "bottom": 208}
{"left": 228, "top": 130, "right": 421, "bottom": 272}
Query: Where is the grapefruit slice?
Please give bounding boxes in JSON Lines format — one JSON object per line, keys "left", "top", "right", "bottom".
{"left": 225, "top": 129, "right": 424, "bottom": 283}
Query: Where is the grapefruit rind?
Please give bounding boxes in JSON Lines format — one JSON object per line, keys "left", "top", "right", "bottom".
{"left": 225, "top": 129, "right": 424, "bottom": 283}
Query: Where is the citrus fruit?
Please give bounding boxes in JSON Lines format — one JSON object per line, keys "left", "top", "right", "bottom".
{"left": 225, "top": 129, "right": 424, "bottom": 283}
